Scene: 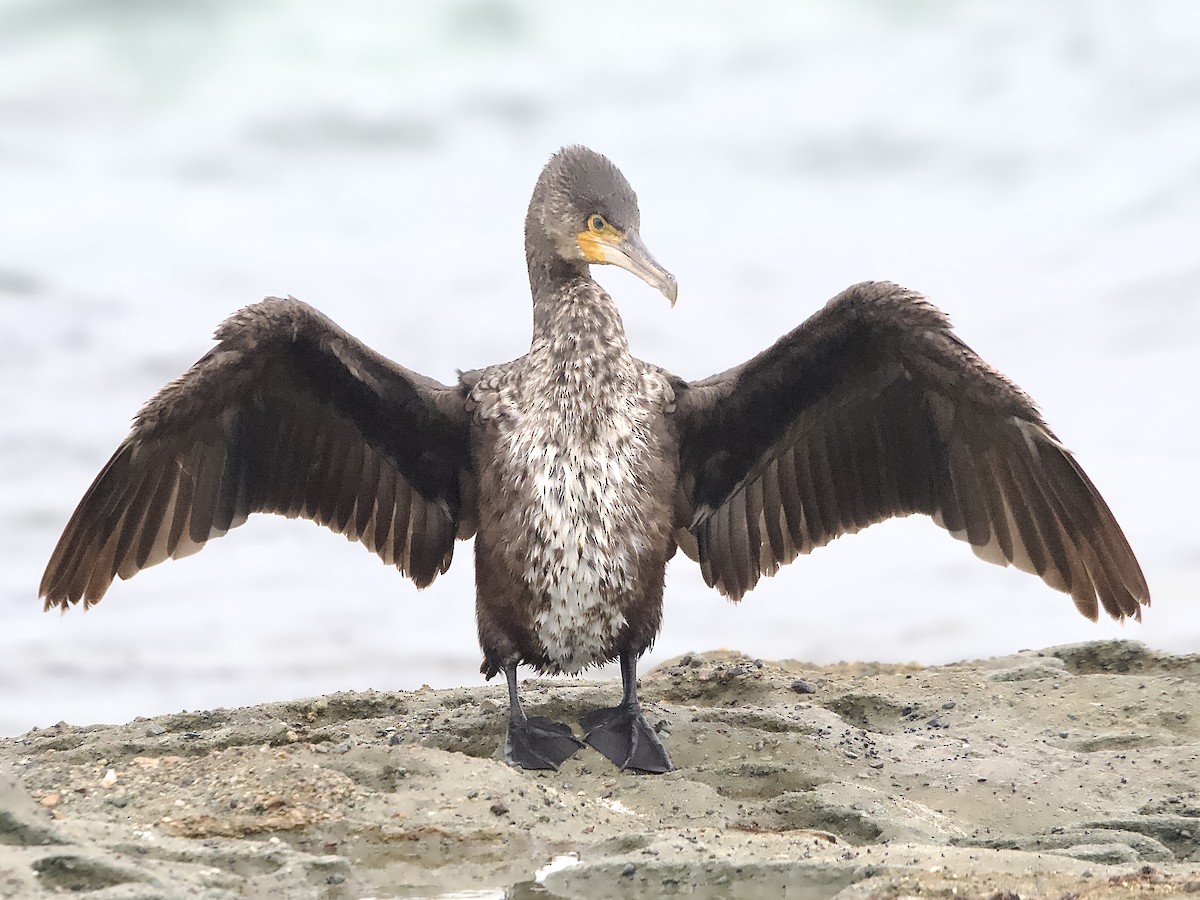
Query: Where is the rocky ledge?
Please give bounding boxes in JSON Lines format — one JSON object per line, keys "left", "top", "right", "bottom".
{"left": 2, "top": 640, "right": 1199, "bottom": 899}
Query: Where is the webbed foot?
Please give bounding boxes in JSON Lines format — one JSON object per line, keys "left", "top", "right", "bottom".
{"left": 581, "top": 704, "right": 672, "bottom": 773}
{"left": 505, "top": 715, "right": 583, "bottom": 771}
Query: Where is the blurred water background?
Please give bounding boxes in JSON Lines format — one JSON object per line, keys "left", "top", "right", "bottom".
{"left": 1, "top": 0, "right": 1198, "bottom": 737}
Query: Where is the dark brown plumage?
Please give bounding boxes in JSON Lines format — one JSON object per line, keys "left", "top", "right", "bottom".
{"left": 41, "top": 145, "right": 1149, "bottom": 773}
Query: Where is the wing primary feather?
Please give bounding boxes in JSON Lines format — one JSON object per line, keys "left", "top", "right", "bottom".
{"left": 706, "top": 502, "right": 733, "bottom": 596}
{"left": 318, "top": 430, "right": 351, "bottom": 527}
{"left": 374, "top": 465, "right": 397, "bottom": 565}
{"left": 696, "top": 526, "right": 714, "bottom": 587}
{"left": 112, "top": 467, "right": 157, "bottom": 581}
{"left": 57, "top": 447, "right": 142, "bottom": 595}
{"left": 263, "top": 413, "right": 302, "bottom": 514}
{"left": 138, "top": 468, "right": 181, "bottom": 570}
{"left": 833, "top": 410, "right": 869, "bottom": 529}
{"left": 1036, "top": 444, "right": 1146, "bottom": 618}
{"left": 83, "top": 525, "right": 124, "bottom": 606}
{"left": 335, "top": 437, "right": 365, "bottom": 535}
{"left": 355, "top": 448, "right": 381, "bottom": 542}
{"left": 1035, "top": 440, "right": 1149, "bottom": 604}
{"left": 211, "top": 434, "right": 243, "bottom": 536}
{"left": 405, "top": 488, "right": 425, "bottom": 576}
{"left": 744, "top": 476, "right": 766, "bottom": 572}
{"left": 167, "top": 457, "right": 197, "bottom": 557}
{"left": 133, "top": 462, "right": 177, "bottom": 570}
{"left": 776, "top": 445, "right": 808, "bottom": 553}
{"left": 391, "top": 480, "right": 413, "bottom": 570}
{"left": 999, "top": 452, "right": 1059, "bottom": 589}
{"left": 117, "top": 465, "right": 164, "bottom": 581}
{"left": 804, "top": 431, "right": 835, "bottom": 545}
{"left": 1012, "top": 447, "right": 1076, "bottom": 594}
{"left": 759, "top": 458, "right": 788, "bottom": 564}
{"left": 725, "top": 489, "right": 752, "bottom": 599}
{"left": 302, "top": 426, "right": 331, "bottom": 520}
{"left": 820, "top": 419, "right": 853, "bottom": 534}
{"left": 947, "top": 438, "right": 992, "bottom": 548}
{"left": 1079, "top": 531, "right": 1141, "bottom": 620}
{"left": 282, "top": 425, "right": 316, "bottom": 518}
{"left": 187, "top": 444, "right": 221, "bottom": 544}
{"left": 973, "top": 449, "right": 1014, "bottom": 564}
{"left": 932, "top": 437, "right": 966, "bottom": 540}
{"left": 870, "top": 391, "right": 902, "bottom": 517}
{"left": 903, "top": 397, "right": 938, "bottom": 515}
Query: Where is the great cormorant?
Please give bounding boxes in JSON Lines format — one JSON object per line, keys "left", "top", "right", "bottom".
{"left": 40, "top": 145, "right": 1150, "bottom": 773}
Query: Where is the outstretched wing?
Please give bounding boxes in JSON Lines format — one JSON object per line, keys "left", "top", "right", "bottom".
{"left": 41, "top": 297, "right": 475, "bottom": 609}
{"left": 672, "top": 281, "right": 1149, "bottom": 620}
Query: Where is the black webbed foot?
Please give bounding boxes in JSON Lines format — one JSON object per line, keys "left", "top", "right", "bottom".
{"left": 580, "top": 704, "right": 672, "bottom": 773}
{"left": 505, "top": 715, "right": 583, "bottom": 771}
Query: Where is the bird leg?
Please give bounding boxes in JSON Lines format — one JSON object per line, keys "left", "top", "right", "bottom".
{"left": 502, "top": 661, "right": 583, "bottom": 770}
{"left": 580, "top": 650, "right": 672, "bottom": 773}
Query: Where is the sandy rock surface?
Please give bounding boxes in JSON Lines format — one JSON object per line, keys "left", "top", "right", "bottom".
{"left": 2, "top": 640, "right": 1198, "bottom": 899}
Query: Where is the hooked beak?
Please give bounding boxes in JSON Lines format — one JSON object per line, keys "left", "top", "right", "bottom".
{"left": 585, "top": 230, "right": 678, "bottom": 307}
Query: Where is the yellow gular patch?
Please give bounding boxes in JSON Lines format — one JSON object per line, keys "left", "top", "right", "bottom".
{"left": 576, "top": 230, "right": 617, "bottom": 263}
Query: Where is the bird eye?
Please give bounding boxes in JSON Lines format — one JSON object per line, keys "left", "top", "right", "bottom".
{"left": 589, "top": 215, "right": 607, "bottom": 233}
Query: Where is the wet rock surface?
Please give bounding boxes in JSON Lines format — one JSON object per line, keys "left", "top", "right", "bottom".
{"left": 2, "top": 641, "right": 1198, "bottom": 898}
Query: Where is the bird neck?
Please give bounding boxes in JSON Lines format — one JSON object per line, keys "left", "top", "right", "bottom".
{"left": 526, "top": 243, "right": 629, "bottom": 359}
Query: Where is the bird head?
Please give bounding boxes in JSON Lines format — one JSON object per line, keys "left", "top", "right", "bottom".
{"left": 528, "top": 145, "right": 678, "bottom": 306}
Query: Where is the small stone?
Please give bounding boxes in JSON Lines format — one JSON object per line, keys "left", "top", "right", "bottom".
{"left": 467, "top": 789, "right": 479, "bottom": 799}
{"left": 941, "top": 700, "right": 956, "bottom": 710}
{"left": 330, "top": 741, "right": 353, "bottom": 754}
{"left": 39, "top": 793, "right": 60, "bottom": 808}
{"left": 621, "top": 863, "right": 636, "bottom": 877}
{"left": 145, "top": 723, "right": 167, "bottom": 736}
{"left": 790, "top": 679, "right": 816, "bottom": 694}
{"left": 102, "top": 769, "right": 118, "bottom": 787}
{"left": 1058, "top": 731, "right": 1069, "bottom": 738}
{"left": 286, "top": 730, "right": 299, "bottom": 742}
{"left": 327, "top": 873, "right": 346, "bottom": 885}
{"left": 388, "top": 734, "right": 402, "bottom": 746}
{"left": 489, "top": 801, "right": 509, "bottom": 816}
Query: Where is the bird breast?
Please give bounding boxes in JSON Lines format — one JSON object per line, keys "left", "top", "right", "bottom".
{"left": 473, "top": 349, "right": 672, "bottom": 674}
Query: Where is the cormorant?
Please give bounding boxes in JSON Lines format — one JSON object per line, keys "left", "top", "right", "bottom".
{"left": 40, "top": 145, "right": 1149, "bottom": 773}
